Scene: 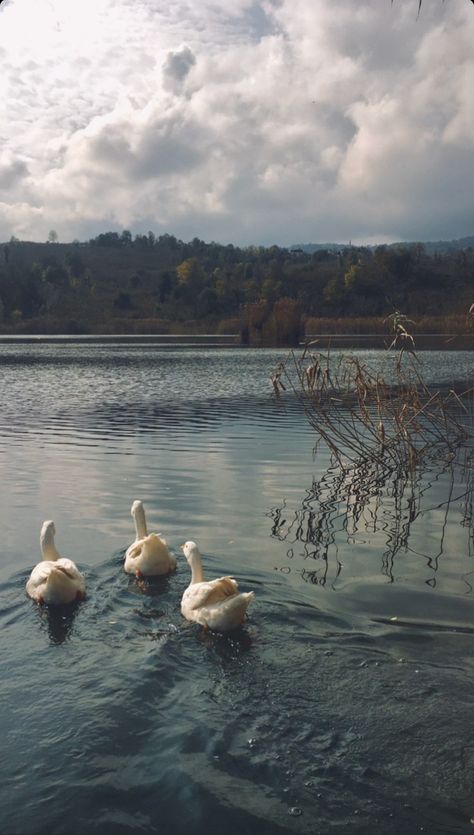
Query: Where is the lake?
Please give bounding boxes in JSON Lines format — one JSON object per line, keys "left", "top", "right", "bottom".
{"left": 0, "top": 345, "right": 473, "bottom": 835}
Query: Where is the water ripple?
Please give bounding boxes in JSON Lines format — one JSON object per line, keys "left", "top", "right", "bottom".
{"left": 1, "top": 346, "right": 473, "bottom": 835}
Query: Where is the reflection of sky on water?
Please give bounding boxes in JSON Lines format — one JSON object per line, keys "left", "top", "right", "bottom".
{"left": 1, "top": 346, "right": 474, "bottom": 835}
{"left": 0, "top": 345, "right": 472, "bottom": 608}
{"left": 0, "top": 397, "right": 317, "bottom": 577}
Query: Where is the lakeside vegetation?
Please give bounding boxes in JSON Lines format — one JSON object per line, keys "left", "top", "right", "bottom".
{"left": 0, "top": 232, "right": 472, "bottom": 345}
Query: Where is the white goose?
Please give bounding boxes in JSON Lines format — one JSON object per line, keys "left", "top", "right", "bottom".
{"left": 26, "top": 520, "right": 86, "bottom": 605}
{"left": 124, "top": 499, "right": 176, "bottom": 577}
{"left": 181, "top": 541, "right": 254, "bottom": 632}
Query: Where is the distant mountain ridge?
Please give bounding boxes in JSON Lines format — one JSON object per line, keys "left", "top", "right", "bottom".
{"left": 291, "top": 235, "right": 474, "bottom": 255}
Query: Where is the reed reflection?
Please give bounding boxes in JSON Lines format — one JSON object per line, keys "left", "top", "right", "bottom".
{"left": 270, "top": 336, "right": 473, "bottom": 589}
{"left": 269, "top": 454, "right": 473, "bottom": 589}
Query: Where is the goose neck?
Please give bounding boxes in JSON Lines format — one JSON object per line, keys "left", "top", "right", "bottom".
{"left": 134, "top": 504, "right": 148, "bottom": 539}
{"left": 40, "top": 532, "right": 61, "bottom": 562}
{"left": 190, "top": 554, "right": 204, "bottom": 584}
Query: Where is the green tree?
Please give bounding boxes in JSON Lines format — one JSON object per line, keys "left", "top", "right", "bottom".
{"left": 197, "top": 287, "right": 219, "bottom": 318}
{"left": 157, "top": 271, "right": 173, "bottom": 302}
{"left": 176, "top": 257, "right": 203, "bottom": 286}
{"left": 323, "top": 276, "right": 347, "bottom": 313}
{"left": 344, "top": 264, "right": 362, "bottom": 290}
{"left": 65, "top": 251, "right": 85, "bottom": 278}
{"left": 114, "top": 292, "right": 133, "bottom": 310}
{"left": 176, "top": 257, "right": 206, "bottom": 306}
{"left": 43, "top": 263, "right": 69, "bottom": 287}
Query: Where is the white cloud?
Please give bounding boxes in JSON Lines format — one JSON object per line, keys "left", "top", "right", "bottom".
{"left": 0, "top": 0, "right": 472, "bottom": 245}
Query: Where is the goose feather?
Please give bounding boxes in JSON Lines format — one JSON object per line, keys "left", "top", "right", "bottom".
{"left": 26, "top": 521, "right": 86, "bottom": 605}
{"left": 124, "top": 500, "right": 176, "bottom": 577}
{"left": 181, "top": 541, "right": 253, "bottom": 632}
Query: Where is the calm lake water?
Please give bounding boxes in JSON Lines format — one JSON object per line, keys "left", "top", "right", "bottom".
{"left": 0, "top": 345, "right": 473, "bottom": 835}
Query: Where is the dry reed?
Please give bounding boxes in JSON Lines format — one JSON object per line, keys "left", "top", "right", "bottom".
{"left": 272, "top": 312, "right": 473, "bottom": 474}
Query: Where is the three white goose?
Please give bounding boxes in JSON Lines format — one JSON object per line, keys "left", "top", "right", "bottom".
{"left": 181, "top": 540, "right": 254, "bottom": 632}
{"left": 124, "top": 500, "right": 176, "bottom": 577}
{"left": 26, "top": 520, "right": 86, "bottom": 605}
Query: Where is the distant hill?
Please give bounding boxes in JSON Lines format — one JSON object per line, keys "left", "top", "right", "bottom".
{"left": 291, "top": 235, "right": 474, "bottom": 255}
{"left": 290, "top": 242, "right": 348, "bottom": 253}
{"left": 393, "top": 236, "right": 474, "bottom": 255}
{"left": 0, "top": 232, "right": 472, "bottom": 338}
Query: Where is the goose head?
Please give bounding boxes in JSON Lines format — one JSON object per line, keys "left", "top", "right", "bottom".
{"left": 181, "top": 541, "right": 201, "bottom": 565}
{"left": 40, "top": 519, "right": 60, "bottom": 561}
{"left": 40, "top": 520, "right": 56, "bottom": 546}
{"left": 130, "top": 499, "right": 147, "bottom": 539}
{"left": 131, "top": 500, "right": 143, "bottom": 517}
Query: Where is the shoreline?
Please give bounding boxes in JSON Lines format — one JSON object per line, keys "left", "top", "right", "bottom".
{"left": 0, "top": 333, "right": 472, "bottom": 349}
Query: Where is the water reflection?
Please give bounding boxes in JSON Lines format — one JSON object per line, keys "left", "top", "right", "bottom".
{"left": 127, "top": 572, "right": 175, "bottom": 598}
{"left": 36, "top": 600, "right": 83, "bottom": 644}
{"left": 196, "top": 625, "right": 254, "bottom": 661}
{"left": 269, "top": 455, "right": 473, "bottom": 591}
{"left": 1, "top": 346, "right": 473, "bottom": 835}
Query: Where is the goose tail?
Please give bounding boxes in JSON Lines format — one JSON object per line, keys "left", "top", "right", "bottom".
{"left": 205, "top": 591, "right": 254, "bottom": 631}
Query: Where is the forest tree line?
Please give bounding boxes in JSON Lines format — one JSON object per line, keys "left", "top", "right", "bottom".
{"left": 0, "top": 232, "right": 472, "bottom": 344}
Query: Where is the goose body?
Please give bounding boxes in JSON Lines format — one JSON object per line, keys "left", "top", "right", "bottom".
{"left": 124, "top": 500, "right": 176, "bottom": 577}
{"left": 26, "top": 521, "right": 86, "bottom": 605}
{"left": 181, "top": 541, "right": 254, "bottom": 632}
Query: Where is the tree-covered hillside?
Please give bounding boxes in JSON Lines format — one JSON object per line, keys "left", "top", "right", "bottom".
{"left": 0, "top": 232, "right": 472, "bottom": 343}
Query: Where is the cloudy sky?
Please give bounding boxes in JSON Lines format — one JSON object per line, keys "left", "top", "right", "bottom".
{"left": 0, "top": 0, "right": 472, "bottom": 246}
